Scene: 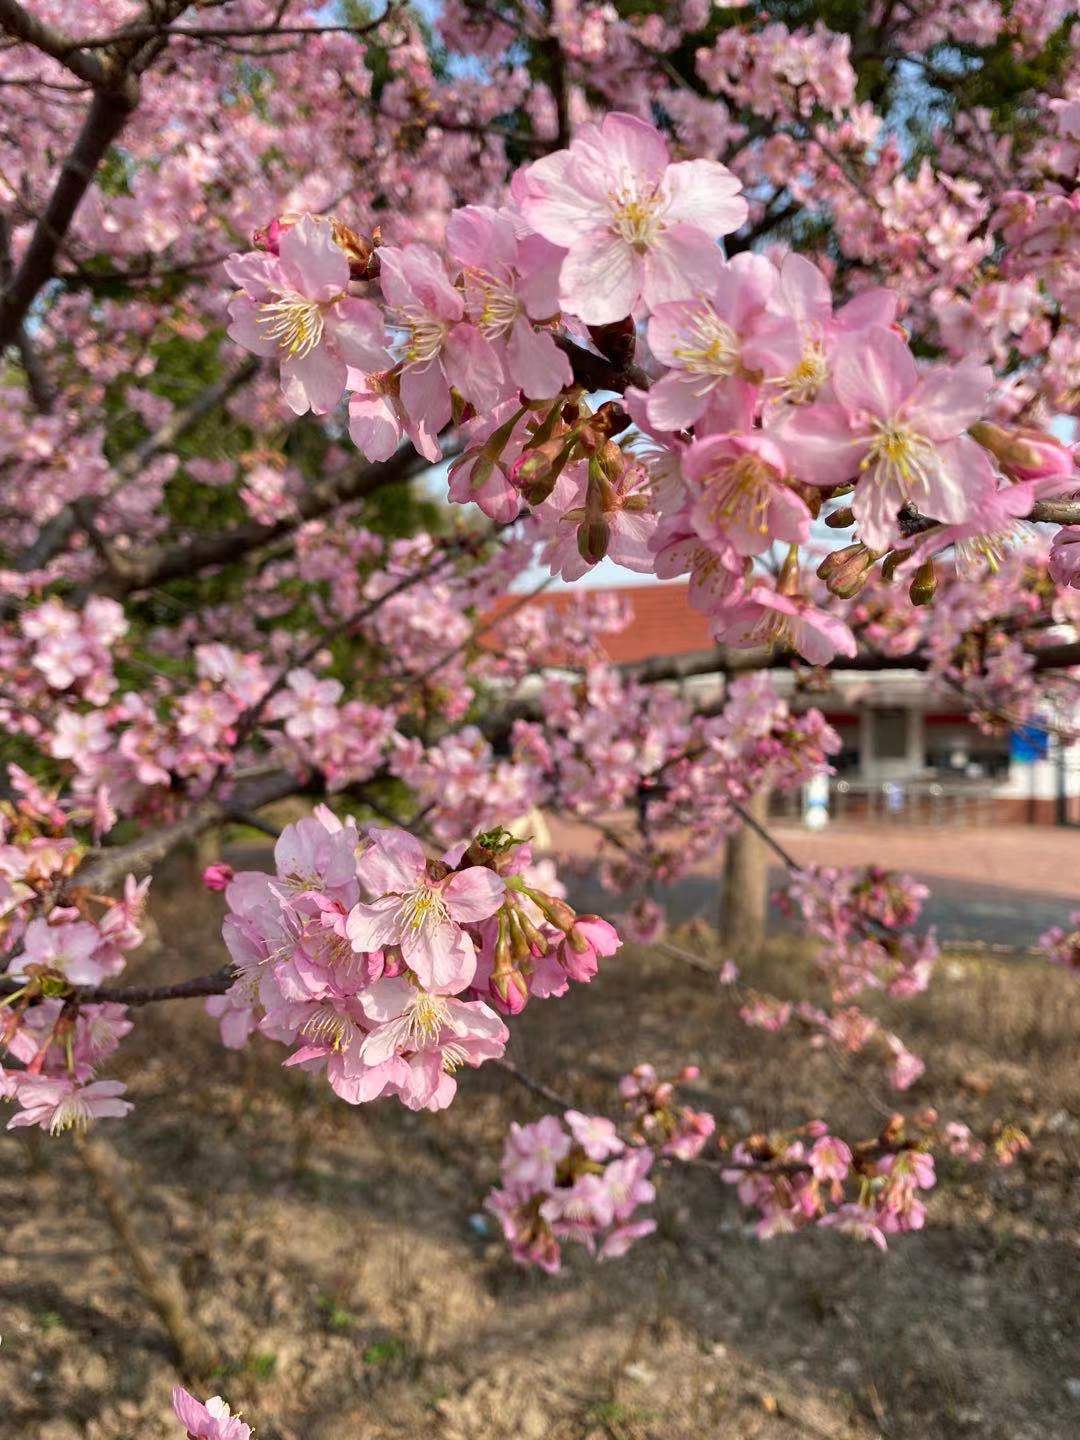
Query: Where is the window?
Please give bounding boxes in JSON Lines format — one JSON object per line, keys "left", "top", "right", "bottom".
{"left": 871, "top": 708, "right": 907, "bottom": 759}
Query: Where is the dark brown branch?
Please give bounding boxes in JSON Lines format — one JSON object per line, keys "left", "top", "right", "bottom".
{"left": 899, "top": 498, "right": 1080, "bottom": 537}
{"left": 10, "top": 356, "right": 261, "bottom": 579}
{"left": 557, "top": 334, "right": 650, "bottom": 394}
{"left": 74, "top": 768, "right": 302, "bottom": 894}
{"left": 0, "top": 0, "right": 192, "bottom": 349}
{"left": 625, "top": 637, "right": 1080, "bottom": 684}
{"left": 0, "top": 0, "right": 112, "bottom": 85}
{"left": 105, "top": 441, "right": 438, "bottom": 596}
{"left": 0, "top": 212, "right": 52, "bottom": 411}
{"left": 68, "top": 966, "right": 235, "bottom": 1007}
{"left": 70, "top": 14, "right": 396, "bottom": 50}
{"left": 0, "top": 81, "right": 138, "bottom": 349}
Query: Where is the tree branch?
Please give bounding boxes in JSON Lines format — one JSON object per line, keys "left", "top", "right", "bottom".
{"left": 0, "top": 81, "right": 138, "bottom": 349}
{"left": 0, "top": 0, "right": 112, "bottom": 85}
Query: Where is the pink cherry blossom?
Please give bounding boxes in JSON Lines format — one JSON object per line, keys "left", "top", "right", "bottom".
{"left": 227, "top": 215, "right": 390, "bottom": 416}
{"left": 565, "top": 1109, "right": 625, "bottom": 1161}
{"left": 712, "top": 585, "right": 857, "bottom": 666}
{"left": 446, "top": 205, "right": 572, "bottom": 399}
{"left": 347, "top": 828, "right": 504, "bottom": 993}
{"left": 557, "top": 914, "right": 620, "bottom": 983}
{"left": 171, "top": 1387, "right": 253, "bottom": 1440}
{"left": 646, "top": 254, "right": 800, "bottom": 430}
{"left": 684, "top": 431, "right": 810, "bottom": 556}
{"left": 519, "top": 112, "right": 747, "bottom": 324}
{"left": 356, "top": 975, "right": 508, "bottom": 1108}
{"left": 6, "top": 1076, "right": 132, "bottom": 1135}
{"left": 771, "top": 326, "right": 997, "bottom": 550}
{"left": 376, "top": 242, "right": 504, "bottom": 440}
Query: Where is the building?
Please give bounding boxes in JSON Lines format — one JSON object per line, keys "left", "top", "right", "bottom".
{"left": 500, "top": 581, "right": 1080, "bottom": 826}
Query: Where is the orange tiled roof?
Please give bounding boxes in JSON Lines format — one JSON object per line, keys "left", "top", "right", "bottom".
{"left": 487, "top": 583, "right": 716, "bottom": 665}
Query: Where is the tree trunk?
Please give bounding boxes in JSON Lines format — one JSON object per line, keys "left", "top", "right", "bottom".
{"left": 720, "top": 786, "right": 772, "bottom": 957}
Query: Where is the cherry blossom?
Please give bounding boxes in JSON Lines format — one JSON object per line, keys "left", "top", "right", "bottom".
{"left": 519, "top": 112, "right": 747, "bottom": 323}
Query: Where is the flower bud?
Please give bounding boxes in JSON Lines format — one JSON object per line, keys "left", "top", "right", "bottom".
{"left": 577, "top": 515, "right": 610, "bottom": 565}
{"left": 525, "top": 890, "right": 577, "bottom": 932}
{"left": 491, "top": 960, "right": 529, "bottom": 1013}
{"left": 202, "top": 862, "right": 234, "bottom": 892}
{"left": 825, "top": 506, "right": 856, "bottom": 529}
{"left": 513, "top": 438, "right": 572, "bottom": 506}
{"left": 971, "top": 420, "right": 1075, "bottom": 483}
{"left": 908, "top": 557, "right": 937, "bottom": 606}
{"left": 817, "top": 542, "right": 879, "bottom": 598}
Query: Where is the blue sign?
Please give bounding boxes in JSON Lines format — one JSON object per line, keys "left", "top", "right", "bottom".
{"left": 1010, "top": 725, "right": 1049, "bottom": 762}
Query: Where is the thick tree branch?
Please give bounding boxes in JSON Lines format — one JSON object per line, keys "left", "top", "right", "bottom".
{"left": 100, "top": 441, "right": 437, "bottom": 595}
{"left": 0, "top": 0, "right": 112, "bottom": 85}
{"left": 9, "top": 356, "right": 261, "bottom": 582}
{"left": 72, "top": 768, "right": 302, "bottom": 895}
{"left": 0, "top": 81, "right": 138, "bottom": 349}
{"left": 0, "top": 0, "right": 191, "bottom": 350}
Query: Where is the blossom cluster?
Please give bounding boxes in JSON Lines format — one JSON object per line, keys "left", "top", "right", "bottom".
{"left": 779, "top": 864, "right": 939, "bottom": 1001}
{"left": 722, "top": 1118, "right": 937, "bottom": 1248}
{"left": 0, "top": 772, "right": 147, "bottom": 1135}
{"left": 483, "top": 1065, "right": 1025, "bottom": 1267}
{"left": 212, "top": 814, "right": 618, "bottom": 1110}
{"left": 485, "top": 1110, "right": 657, "bottom": 1272}
{"left": 226, "top": 111, "right": 1078, "bottom": 669}
{"left": 1037, "top": 910, "right": 1080, "bottom": 970}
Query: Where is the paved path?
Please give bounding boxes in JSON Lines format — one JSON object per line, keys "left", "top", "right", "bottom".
{"left": 554, "top": 821, "right": 1080, "bottom": 950}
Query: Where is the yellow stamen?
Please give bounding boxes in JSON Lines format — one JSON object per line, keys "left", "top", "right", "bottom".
{"left": 257, "top": 293, "right": 326, "bottom": 357}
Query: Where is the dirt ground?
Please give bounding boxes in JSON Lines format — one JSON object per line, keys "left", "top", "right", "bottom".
{"left": 2, "top": 858, "right": 1079, "bottom": 1440}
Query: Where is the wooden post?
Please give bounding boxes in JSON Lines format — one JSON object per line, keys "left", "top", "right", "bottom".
{"left": 720, "top": 786, "right": 773, "bottom": 957}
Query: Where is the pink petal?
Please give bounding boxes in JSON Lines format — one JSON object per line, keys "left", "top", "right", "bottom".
{"left": 507, "top": 317, "right": 572, "bottom": 398}
{"left": 776, "top": 252, "right": 832, "bottom": 330}
{"left": 852, "top": 470, "right": 903, "bottom": 551}
{"left": 171, "top": 1389, "right": 212, "bottom": 1434}
{"left": 446, "top": 204, "right": 516, "bottom": 270}
{"left": 356, "top": 828, "right": 426, "bottom": 894}
{"left": 559, "top": 229, "right": 641, "bottom": 324}
{"left": 279, "top": 215, "right": 349, "bottom": 300}
{"left": 359, "top": 976, "right": 414, "bottom": 1023}
{"left": 444, "top": 323, "right": 505, "bottom": 410}
{"left": 403, "top": 923, "right": 476, "bottom": 994}
{"left": 280, "top": 347, "right": 347, "bottom": 416}
{"left": 400, "top": 243, "right": 464, "bottom": 321}
{"left": 519, "top": 147, "right": 613, "bottom": 247}
{"left": 345, "top": 895, "right": 402, "bottom": 953}
{"left": 227, "top": 296, "right": 281, "bottom": 357}
{"left": 645, "top": 370, "right": 709, "bottom": 430}
{"left": 223, "top": 250, "right": 282, "bottom": 300}
{"left": 326, "top": 298, "right": 390, "bottom": 371}
{"left": 663, "top": 158, "right": 748, "bottom": 235}
{"left": 905, "top": 363, "right": 992, "bottom": 440}
{"left": 643, "top": 225, "right": 724, "bottom": 310}
{"left": 831, "top": 325, "right": 917, "bottom": 419}
{"left": 833, "top": 286, "right": 898, "bottom": 332}
{"left": 442, "top": 867, "right": 505, "bottom": 923}
{"left": 594, "top": 112, "right": 670, "bottom": 178}
{"left": 348, "top": 392, "right": 403, "bottom": 462}
{"left": 400, "top": 361, "right": 452, "bottom": 435}
{"left": 768, "top": 403, "right": 867, "bottom": 486}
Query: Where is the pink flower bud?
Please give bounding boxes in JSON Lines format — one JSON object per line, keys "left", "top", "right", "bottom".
{"left": 202, "top": 862, "right": 234, "bottom": 891}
